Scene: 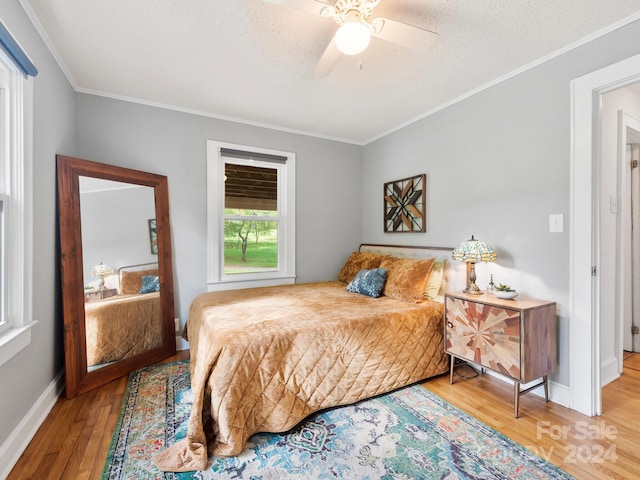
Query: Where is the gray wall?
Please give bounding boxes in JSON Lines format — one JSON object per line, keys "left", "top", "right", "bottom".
{"left": 74, "top": 94, "right": 363, "bottom": 327}
{"left": 362, "top": 18, "right": 640, "bottom": 386}
{"left": 80, "top": 185, "right": 158, "bottom": 289}
{"left": 0, "top": 1, "right": 76, "bottom": 443}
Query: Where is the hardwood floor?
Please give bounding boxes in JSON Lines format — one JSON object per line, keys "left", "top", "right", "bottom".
{"left": 6, "top": 351, "right": 189, "bottom": 480}
{"left": 7, "top": 351, "right": 640, "bottom": 479}
{"left": 423, "top": 354, "right": 640, "bottom": 480}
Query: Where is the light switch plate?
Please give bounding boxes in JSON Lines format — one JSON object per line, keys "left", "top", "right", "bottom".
{"left": 610, "top": 196, "right": 618, "bottom": 213}
{"left": 549, "top": 214, "right": 563, "bottom": 233}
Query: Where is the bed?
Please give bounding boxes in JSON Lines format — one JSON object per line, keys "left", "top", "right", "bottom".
{"left": 154, "top": 245, "right": 466, "bottom": 472}
{"left": 85, "top": 263, "right": 163, "bottom": 368}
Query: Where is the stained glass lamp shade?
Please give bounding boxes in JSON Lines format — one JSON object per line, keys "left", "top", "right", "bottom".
{"left": 451, "top": 235, "right": 497, "bottom": 294}
{"left": 90, "top": 262, "right": 114, "bottom": 291}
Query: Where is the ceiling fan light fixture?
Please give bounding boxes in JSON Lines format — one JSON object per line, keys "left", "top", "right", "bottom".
{"left": 334, "top": 21, "right": 371, "bottom": 56}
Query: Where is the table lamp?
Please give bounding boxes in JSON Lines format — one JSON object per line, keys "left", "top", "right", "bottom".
{"left": 451, "top": 235, "right": 496, "bottom": 294}
{"left": 90, "top": 262, "right": 114, "bottom": 291}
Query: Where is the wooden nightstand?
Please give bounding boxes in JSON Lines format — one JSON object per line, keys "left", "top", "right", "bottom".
{"left": 84, "top": 288, "right": 118, "bottom": 303}
{"left": 444, "top": 292, "right": 557, "bottom": 417}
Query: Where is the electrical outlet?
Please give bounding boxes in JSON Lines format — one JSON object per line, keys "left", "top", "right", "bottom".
{"left": 549, "top": 214, "right": 563, "bottom": 233}
{"left": 174, "top": 317, "right": 180, "bottom": 333}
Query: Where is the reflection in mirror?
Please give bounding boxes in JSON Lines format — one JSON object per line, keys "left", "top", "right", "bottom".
{"left": 57, "top": 155, "right": 175, "bottom": 398}
{"left": 79, "top": 178, "right": 162, "bottom": 371}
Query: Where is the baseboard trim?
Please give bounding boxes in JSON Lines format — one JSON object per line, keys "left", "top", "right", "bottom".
{"left": 548, "top": 381, "right": 570, "bottom": 408}
{"left": 0, "top": 369, "right": 65, "bottom": 479}
{"left": 175, "top": 335, "right": 189, "bottom": 351}
{"left": 477, "top": 367, "right": 571, "bottom": 408}
{"left": 600, "top": 356, "right": 620, "bottom": 387}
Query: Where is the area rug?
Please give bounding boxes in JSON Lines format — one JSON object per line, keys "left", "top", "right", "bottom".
{"left": 103, "top": 360, "right": 574, "bottom": 479}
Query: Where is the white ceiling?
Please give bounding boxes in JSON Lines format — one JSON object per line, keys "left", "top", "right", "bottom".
{"left": 20, "top": 0, "right": 640, "bottom": 144}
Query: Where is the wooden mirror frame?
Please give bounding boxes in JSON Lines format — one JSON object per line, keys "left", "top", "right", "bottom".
{"left": 57, "top": 155, "right": 176, "bottom": 398}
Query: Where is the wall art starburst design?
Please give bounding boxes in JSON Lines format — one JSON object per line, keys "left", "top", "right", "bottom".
{"left": 383, "top": 174, "right": 426, "bottom": 233}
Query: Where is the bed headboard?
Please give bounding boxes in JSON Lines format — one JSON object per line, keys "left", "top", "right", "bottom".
{"left": 358, "top": 244, "right": 466, "bottom": 295}
{"left": 117, "top": 262, "right": 159, "bottom": 295}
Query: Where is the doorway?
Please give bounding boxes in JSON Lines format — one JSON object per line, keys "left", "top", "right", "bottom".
{"left": 570, "top": 51, "right": 640, "bottom": 417}
{"left": 599, "top": 100, "right": 640, "bottom": 389}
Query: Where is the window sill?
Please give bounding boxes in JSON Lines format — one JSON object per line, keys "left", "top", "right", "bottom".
{"left": 0, "top": 321, "right": 37, "bottom": 367}
{"left": 206, "top": 275, "right": 296, "bottom": 292}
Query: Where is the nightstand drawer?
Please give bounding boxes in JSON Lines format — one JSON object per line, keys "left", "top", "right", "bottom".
{"left": 445, "top": 296, "right": 521, "bottom": 379}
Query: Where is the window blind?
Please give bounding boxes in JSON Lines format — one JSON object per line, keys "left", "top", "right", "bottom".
{"left": 0, "top": 20, "right": 38, "bottom": 77}
{"left": 220, "top": 148, "right": 287, "bottom": 164}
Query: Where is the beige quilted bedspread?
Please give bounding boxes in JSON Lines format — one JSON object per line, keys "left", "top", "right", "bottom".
{"left": 154, "top": 281, "right": 448, "bottom": 472}
{"left": 85, "top": 292, "right": 162, "bottom": 366}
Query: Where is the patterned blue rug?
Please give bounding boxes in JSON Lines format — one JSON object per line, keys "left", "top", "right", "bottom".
{"left": 103, "top": 360, "right": 574, "bottom": 479}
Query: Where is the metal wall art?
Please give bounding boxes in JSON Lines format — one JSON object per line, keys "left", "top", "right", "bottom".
{"left": 384, "top": 173, "right": 426, "bottom": 233}
{"left": 148, "top": 218, "right": 158, "bottom": 254}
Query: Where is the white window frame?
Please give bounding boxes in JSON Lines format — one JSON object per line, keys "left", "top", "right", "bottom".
{"left": 0, "top": 48, "right": 36, "bottom": 367}
{"left": 0, "top": 194, "right": 6, "bottom": 329}
{"left": 206, "top": 140, "right": 296, "bottom": 291}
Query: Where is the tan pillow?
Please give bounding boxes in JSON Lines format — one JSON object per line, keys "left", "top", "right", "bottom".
{"left": 425, "top": 258, "right": 446, "bottom": 299}
{"left": 120, "top": 269, "right": 158, "bottom": 295}
{"left": 380, "top": 256, "right": 436, "bottom": 303}
{"left": 338, "top": 252, "right": 389, "bottom": 283}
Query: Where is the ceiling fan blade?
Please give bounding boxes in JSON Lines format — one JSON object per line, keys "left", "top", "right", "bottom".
{"left": 313, "top": 37, "right": 342, "bottom": 77}
{"left": 373, "top": 18, "right": 438, "bottom": 53}
{"left": 262, "top": 0, "right": 331, "bottom": 16}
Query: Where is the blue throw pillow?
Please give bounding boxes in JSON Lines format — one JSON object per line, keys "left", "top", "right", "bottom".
{"left": 139, "top": 275, "right": 160, "bottom": 294}
{"left": 346, "top": 268, "right": 387, "bottom": 298}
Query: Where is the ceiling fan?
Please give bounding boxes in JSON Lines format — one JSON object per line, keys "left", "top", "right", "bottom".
{"left": 263, "top": 0, "right": 438, "bottom": 76}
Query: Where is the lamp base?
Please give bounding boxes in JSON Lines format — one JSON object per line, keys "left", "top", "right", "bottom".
{"left": 463, "top": 283, "right": 483, "bottom": 295}
{"left": 464, "top": 263, "right": 483, "bottom": 295}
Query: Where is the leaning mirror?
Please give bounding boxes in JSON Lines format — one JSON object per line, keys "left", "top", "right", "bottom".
{"left": 57, "top": 155, "right": 176, "bottom": 398}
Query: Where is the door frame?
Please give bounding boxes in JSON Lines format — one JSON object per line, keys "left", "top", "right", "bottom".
{"left": 570, "top": 52, "right": 640, "bottom": 416}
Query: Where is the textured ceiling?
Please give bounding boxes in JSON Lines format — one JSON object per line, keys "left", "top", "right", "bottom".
{"left": 19, "top": 0, "right": 640, "bottom": 144}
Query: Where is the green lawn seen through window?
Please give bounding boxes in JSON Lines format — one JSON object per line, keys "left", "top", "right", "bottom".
{"left": 224, "top": 241, "right": 277, "bottom": 273}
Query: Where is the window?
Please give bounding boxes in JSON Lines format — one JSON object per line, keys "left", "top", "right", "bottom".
{"left": 207, "top": 141, "right": 295, "bottom": 290}
{"left": 0, "top": 20, "right": 37, "bottom": 366}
